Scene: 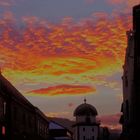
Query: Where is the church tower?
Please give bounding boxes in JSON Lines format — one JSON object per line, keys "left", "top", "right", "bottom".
{"left": 73, "top": 99, "right": 100, "bottom": 140}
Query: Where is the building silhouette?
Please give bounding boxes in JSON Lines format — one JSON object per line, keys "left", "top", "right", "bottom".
{"left": 120, "top": 4, "right": 140, "bottom": 140}
{"left": 0, "top": 73, "right": 49, "bottom": 140}
{"left": 72, "top": 99, "right": 100, "bottom": 140}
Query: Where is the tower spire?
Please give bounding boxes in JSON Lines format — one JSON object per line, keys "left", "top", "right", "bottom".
{"left": 84, "top": 97, "right": 87, "bottom": 104}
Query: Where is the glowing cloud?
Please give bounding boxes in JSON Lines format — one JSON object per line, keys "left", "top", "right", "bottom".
{"left": 0, "top": 11, "right": 132, "bottom": 95}
{"left": 27, "top": 85, "right": 96, "bottom": 96}
{"left": 46, "top": 111, "right": 70, "bottom": 118}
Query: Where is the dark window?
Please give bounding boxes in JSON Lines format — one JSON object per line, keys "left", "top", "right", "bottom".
{"left": 83, "top": 127, "right": 85, "bottom": 131}
{"left": 126, "top": 100, "right": 129, "bottom": 120}
{"left": 86, "top": 116, "right": 91, "bottom": 123}
{"left": 125, "top": 76, "right": 128, "bottom": 87}
{"left": 92, "top": 136, "right": 94, "bottom": 140}
{"left": 28, "top": 116, "right": 31, "bottom": 127}
{"left": 14, "top": 107, "right": 17, "bottom": 120}
{"left": 0, "top": 97, "right": 4, "bottom": 118}
{"left": 92, "top": 128, "right": 94, "bottom": 132}
{"left": 22, "top": 113, "right": 26, "bottom": 125}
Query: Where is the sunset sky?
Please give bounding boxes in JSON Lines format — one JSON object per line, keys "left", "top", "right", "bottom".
{"left": 0, "top": 0, "right": 139, "bottom": 130}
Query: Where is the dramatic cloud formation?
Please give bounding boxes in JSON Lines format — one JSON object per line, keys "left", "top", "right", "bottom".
{"left": 0, "top": 12, "right": 131, "bottom": 95}
{"left": 28, "top": 85, "right": 96, "bottom": 96}
{"left": 107, "top": 0, "right": 140, "bottom": 12}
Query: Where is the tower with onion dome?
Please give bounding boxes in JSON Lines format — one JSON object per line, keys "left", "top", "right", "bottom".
{"left": 73, "top": 99, "right": 100, "bottom": 140}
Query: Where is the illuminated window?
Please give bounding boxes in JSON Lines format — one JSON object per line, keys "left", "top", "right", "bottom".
{"left": 2, "top": 126, "right": 6, "bottom": 135}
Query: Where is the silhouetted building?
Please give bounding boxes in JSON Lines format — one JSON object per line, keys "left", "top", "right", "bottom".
{"left": 99, "top": 127, "right": 110, "bottom": 140}
{"left": 73, "top": 99, "right": 100, "bottom": 140}
{"left": 120, "top": 4, "right": 140, "bottom": 140}
{"left": 0, "top": 73, "right": 49, "bottom": 140}
{"left": 119, "top": 30, "right": 134, "bottom": 139}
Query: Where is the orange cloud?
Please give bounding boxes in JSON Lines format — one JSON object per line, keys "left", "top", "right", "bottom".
{"left": 107, "top": 0, "right": 140, "bottom": 13}
{"left": 0, "top": 11, "right": 132, "bottom": 93}
{"left": 126, "top": 0, "right": 140, "bottom": 9}
{"left": 27, "top": 85, "right": 96, "bottom": 96}
{"left": 46, "top": 111, "right": 70, "bottom": 118}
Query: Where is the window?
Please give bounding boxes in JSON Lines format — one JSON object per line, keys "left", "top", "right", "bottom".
{"left": 22, "top": 113, "right": 26, "bottom": 125}
{"left": 83, "top": 127, "right": 85, "bottom": 131}
{"left": 92, "top": 128, "right": 94, "bottom": 132}
{"left": 92, "top": 136, "right": 94, "bottom": 140}
{"left": 3, "top": 102, "right": 6, "bottom": 115}
{"left": 14, "top": 107, "right": 17, "bottom": 120}
{"left": 125, "top": 76, "right": 128, "bottom": 87}
{"left": 2, "top": 126, "right": 6, "bottom": 135}
{"left": 0, "top": 97, "right": 4, "bottom": 117}
{"left": 86, "top": 116, "right": 91, "bottom": 123}
{"left": 126, "top": 100, "right": 129, "bottom": 120}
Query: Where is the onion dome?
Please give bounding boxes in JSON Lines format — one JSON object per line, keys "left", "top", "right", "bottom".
{"left": 74, "top": 99, "right": 98, "bottom": 116}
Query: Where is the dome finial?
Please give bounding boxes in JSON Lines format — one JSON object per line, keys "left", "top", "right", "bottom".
{"left": 84, "top": 97, "right": 87, "bottom": 104}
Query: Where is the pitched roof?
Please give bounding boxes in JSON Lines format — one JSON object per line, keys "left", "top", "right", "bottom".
{"left": 0, "top": 73, "right": 34, "bottom": 108}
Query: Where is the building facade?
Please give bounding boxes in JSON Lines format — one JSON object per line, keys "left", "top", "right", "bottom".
{"left": 120, "top": 4, "right": 140, "bottom": 140}
{"left": 120, "top": 30, "right": 134, "bottom": 139}
{"left": 0, "top": 89, "right": 7, "bottom": 139}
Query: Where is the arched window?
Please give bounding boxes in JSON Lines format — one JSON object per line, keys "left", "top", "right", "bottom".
{"left": 126, "top": 100, "right": 129, "bottom": 120}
